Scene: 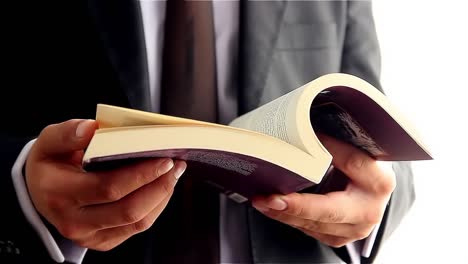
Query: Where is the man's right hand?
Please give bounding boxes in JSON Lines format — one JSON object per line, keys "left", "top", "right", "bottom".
{"left": 25, "top": 119, "right": 186, "bottom": 251}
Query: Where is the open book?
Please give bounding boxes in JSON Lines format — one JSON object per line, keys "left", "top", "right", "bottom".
{"left": 83, "top": 73, "right": 432, "bottom": 202}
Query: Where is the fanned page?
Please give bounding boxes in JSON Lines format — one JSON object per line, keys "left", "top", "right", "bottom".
{"left": 229, "top": 90, "right": 294, "bottom": 143}
{"left": 96, "top": 104, "right": 223, "bottom": 128}
{"left": 229, "top": 86, "right": 323, "bottom": 156}
{"left": 230, "top": 73, "right": 432, "bottom": 161}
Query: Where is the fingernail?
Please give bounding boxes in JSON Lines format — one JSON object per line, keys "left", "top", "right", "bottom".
{"left": 76, "top": 120, "right": 94, "bottom": 138}
{"left": 157, "top": 159, "right": 174, "bottom": 177}
{"left": 267, "top": 197, "right": 288, "bottom": 211}
{"left": 173, "top": 161, "right": 187, "bottom": 180}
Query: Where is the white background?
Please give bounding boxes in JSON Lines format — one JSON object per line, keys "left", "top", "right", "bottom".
{"left": 372, "top": 1, "right": 468, "bottom": 263}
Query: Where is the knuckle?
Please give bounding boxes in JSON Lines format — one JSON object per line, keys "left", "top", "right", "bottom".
{"left": 363, "top": 209, "right": 382, "bottom": 225}
{"left": 75, "top": 239, "right": 91, "bottom": 249}
{"left": 100, "top": 183, "right": 123, "bottom": 201}
{"left": 44, "top": 121, "right": 72, "bottom": 145}
{"left": 93, "top": 242, "right": 117, "bottom": 252}
{"left": 57, "top": 222, "right": 81, "bottom": 240}
{"left": 320, "top": 210, "right": 344, "bottom": 223}
{"left": 286, "top": 193, "right": 304, "bottom": 216}
{"left": 355, "top": 229, "right": 372, "bottom": 240}
{"left": 39, "top": 124, "right": 57, "bottom": 139}
{"left": 75, "top": 236, "right": 96, "bottom": 249}
{"left": 288, "top": 203, "right": 302, "bottom": 217}
{"left": 325, "top": 237, "right": 348, "bottom": 248}
{"left": 374, "top": 172, "right": 397, "bottom": 195}
{"left": 344, "top": 154, "right": 366, "bottom": 174}
{"left": 303, "top": 221, "right": 320, "bottom": 232}
{"left": 323, "top": 238, "right": 339, "bottom": 247}
{"left": 134, "top": 168, "right": 152, "bottom": 187}
{"left": 327, "top": 241, "right": 341, "bottom": 248}
{"left": 121, "top": 205, "right": 144, "bottom": 224}
{"left": 133, "top": 217, "right": 155, "bottom": 233}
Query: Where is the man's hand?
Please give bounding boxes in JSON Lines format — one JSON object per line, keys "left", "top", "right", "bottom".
{"left": 252, "top": 135, "right": 396, "bottom": 247}
{"left": 25, "top": 119, "right": 187, "bottom": 251}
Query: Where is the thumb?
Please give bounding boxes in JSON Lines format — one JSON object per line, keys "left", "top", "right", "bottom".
{"left": 35, "top": 119, "right": 98, "bottom": 157}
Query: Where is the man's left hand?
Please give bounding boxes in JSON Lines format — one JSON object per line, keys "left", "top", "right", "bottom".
{"left": 252, "top": 135, "right": 396, "bottom": 247}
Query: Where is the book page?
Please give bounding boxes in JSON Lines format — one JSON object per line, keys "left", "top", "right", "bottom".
{"left": 96, "top": 104, "right": 222, "bottom": 128}
{"left": 229, "top": 86, "right": 316, "bottom": 154}
{"left": 229, "top": 94, "right": 290, "bottom": 142}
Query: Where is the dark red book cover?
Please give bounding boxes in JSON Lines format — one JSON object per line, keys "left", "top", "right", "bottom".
{"left": 83, "top": 148, "right": 317, "bottom": 202}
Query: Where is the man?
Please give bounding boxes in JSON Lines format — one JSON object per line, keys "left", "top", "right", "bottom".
{"left": 1, "top": 0, "right": 415, "bottom": 263}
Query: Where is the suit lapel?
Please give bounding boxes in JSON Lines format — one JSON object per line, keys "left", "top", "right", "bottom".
{"left": 239, "top": 0, "right": 287, "bottom": 113}
{"left": 87, "top": 0, "right": 151, "bottom": 111}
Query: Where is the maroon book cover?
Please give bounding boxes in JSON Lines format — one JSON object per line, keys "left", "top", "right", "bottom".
{"left": 311, "top": 87, "right": 432, "bottom": 161}
{"left": 83, "top": 148, "right": 317, "bottom": 202}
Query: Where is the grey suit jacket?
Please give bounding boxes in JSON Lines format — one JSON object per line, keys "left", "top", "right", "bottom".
{"left": 0, "top": 0, "right": 415, "bottom": 263}
{"left": 239, "top": 1, "right": 415, "bottom": 263}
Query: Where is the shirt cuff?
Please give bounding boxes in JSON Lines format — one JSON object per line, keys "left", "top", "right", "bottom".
{"left": 11, "top": 138, "right": 87, "bottom": 264}
{"left": 345, "top": 222, "right": 381, "bottom": 264}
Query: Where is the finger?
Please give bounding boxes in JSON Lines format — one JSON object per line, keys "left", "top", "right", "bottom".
{"left": 254, "top": 207, "right": 373, "bottom": 239}
{"left": 78, "top": 158, "right": 175, "bottom": 205}
{"left": 76, "top": 194, "right": 171, "bottom": 251}
{"left": 253, "top": 193, "right": 353, "bottom": 223}
{"left": 78, "top": 161, "right": 186, "bottom": 229}
{"left": 297, "top": 228, "right": 351, "bottom": 248}
{"left": 301, "top": 221, "right": 373, "bottom": 240}
{"left": 34, "top": 119, "right": 97, "bottom": 158}
{"left": 38, "top": 157, "right": 175, "bottom": 206}
{"left": 319, "top": 134, "right": 395, "bottom": 195}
